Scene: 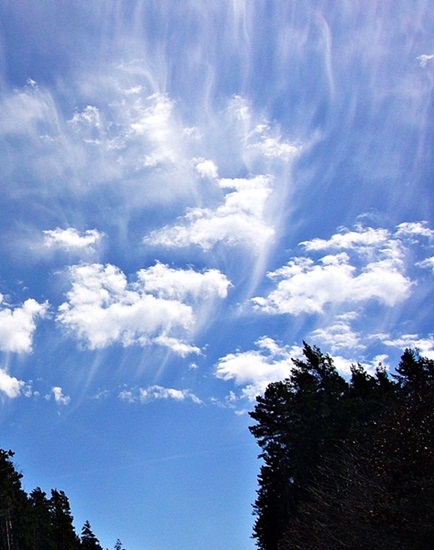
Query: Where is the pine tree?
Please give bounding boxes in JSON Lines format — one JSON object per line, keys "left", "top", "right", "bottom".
{"left": 81, "top": 520, "right": 103, "bottom": 549}
{"left": 49, "top": 489, "right": 81, "bottom": 550}
{"left": 29, "top": 487, "right": 55, "bottom": 549}
{"left": 249, "top": 343, "right": 349, "bottom": 550}
{"left": 0, "top": 449, "right": 34, "bottom": 550}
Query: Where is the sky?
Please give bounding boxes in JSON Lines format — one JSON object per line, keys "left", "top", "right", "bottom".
{"left": 0, "top": 1, "right": 434, "bottom": 548}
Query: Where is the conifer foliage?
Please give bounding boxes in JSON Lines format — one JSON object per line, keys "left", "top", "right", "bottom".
{"left": 0, "top": 450, "right": 122, "bottom": 549}
{"left": 249, "top": 343, "right": 434, "bottom": 549}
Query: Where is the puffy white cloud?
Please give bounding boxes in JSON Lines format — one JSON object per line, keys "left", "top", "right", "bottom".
{"left": 417, "top": 256, "right": 434, "bottom": 271}
{"left": 383, "top": 334, "right": 434, "bottom": 359}
{"left": 0, "top": 369, "right": 25, "bottom": 398}
{"left": 252, "top": 253, "right": 410, "bottom": 315}
{"left": 119, "top": 385, "right": 202, "bottom": 405}
{"left": 43, "top": 227, "right": 104, "bottom": 251}
{"left": 253, "top": 224, "right": 416, "bottom": 315}
{"left": 48, "top": 386, "right": 71, "bottom": 406}
{"left": 57, "top": 262, "right": 230, "bottom": 354}
{"left": 215, "top": 338, "right": 302, "bottom": 399}
{"left": 193, "top": 158, "right": 218, "bottom": 179}
{"left": 301, "top": 227, "right": 390, "bottom": 252}
{"left": 0, "top": 297, "right": 49, "bottom": 353}
{"left": 310, "top": 313, "right": 363, "bottom": 352}
{"left": 144, "top": 174, "right": 275, "bottom": 250}
{"left": 137, "top": 262, "right": 230, "bottom": 301}
{"left": 396, "top": 221, "right": 434, "bottom": 240}
{"left": 246, "top": 123, "right": 300, "bottom": 160}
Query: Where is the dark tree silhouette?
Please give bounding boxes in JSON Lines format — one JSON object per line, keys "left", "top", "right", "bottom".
{"left": 81, "top": 520, "right": 103, "bottom": 549}
{"left": 250, "top": 344, "right": 431, "bottom": 550}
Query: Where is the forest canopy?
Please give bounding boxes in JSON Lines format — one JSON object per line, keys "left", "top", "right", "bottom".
{"left": 249, "top": 343, "right": 434, "bottom": 550}
{"left": 0, "top": 450, "right": 125, "bottom": 550}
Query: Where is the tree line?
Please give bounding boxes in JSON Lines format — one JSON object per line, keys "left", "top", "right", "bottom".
{"left": 0, "top": 448, "right": 125, "bottom": 550}
{"left": 249, "top": 343, "right": 434, "bottom": 549}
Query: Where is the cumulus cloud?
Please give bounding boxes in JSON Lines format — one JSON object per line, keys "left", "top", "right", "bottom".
{"left": 144, "top": 174, "right": 275, "bottom": 251}
{"left": 0, "top": 369, "right": 25, "bottom": 398}
{"left": 252, "top": 252, "right": 410, "bottom": 315}
{"left": 253, "top": 224, "right": 417, "bottom": 315}
{"left": 48, "top": 386, "right": 71, "bottom": 406}
{"left": 119, "top": 385, "right": 202, "bottom": 405}
{"left": 310, "top": 313, "right": 363, "bottom": 352}
{"left": 215, "top": 337, "right": 302, "bottom": 399}
{"left": 193, "top": 158, "right": 218, "bottom": 179}
{"left": 395, "top": 221, "right": 434, "bottom": 240}
{"left": 43, "top": 227, "right": 104, "bottom": 251}
{"left": 417, "top": 257, "right": 434, "bottom": 271}
{"left": 300, "top": 227, "right": 390, "bottom": 252}
{"left": 57, "top": 262, "right": 230, "bottom": 354}
{"left": 246, "top": 123, "right": 300, "bottom": 160}
{"left": 0, "top": 297, "right": 49, "bottom": 353}
{"left": 383, "top": 334, "right": 434, "bottom": 359}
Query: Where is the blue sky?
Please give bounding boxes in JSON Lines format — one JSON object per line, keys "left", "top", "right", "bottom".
{"left": 1, "top": 1, "right": 434, "bottom": 548}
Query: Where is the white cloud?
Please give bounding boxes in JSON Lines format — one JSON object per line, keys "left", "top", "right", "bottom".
{"left": 193, "top": 158, "right": 218, "bottom": 179}
{"left": 57, "top": 262, "right": 229, "bottom": 354}
{"left": 417, "top": 256, "right": 434, "bottom": 271}
{"left": 119, "top": 385, "right": 202, "bottom": 405}
{"left": 144, "top": 174, "right": 275, "bottom": 251}
{"left": 383, "top": 334, "right": 434, "bottom": 359}
{"left": 246, "top": 123, "right": 300, "bottom": 159}
{"left": 0, "top": 297, "right": 49, "bottom": 353}
{"left": 417, "top": 54, "right": 434, "bottom": 68}
{"left": 49, "top": 386, "right": 71, "bottom": 406}
{"left": 129, "top": 93, "right": 180, "bottom": 167}
{"left": 301, "top": 227, "right": 390, "bottom": 252}
{"left": 215, "top": 338, "right": 302, "bottom": 399}
{"left": 0, "top": 82, "right": 59, "bottom": 137}
{"left": 396, "top": 221, "right": 434, "bottom": 239}
{"left": 253, "top": 224, "right": 417, "bottom": 315}
{"left": 252, "top": 252, "right": 410, "bottom": 315}
{"left": 0, "top": 369, "right": 25, "bottom": 398}
{"left": 43, "top": 227, "right": 104, "bottom": 251}
{"left": 136, "top": 262, "right": 230, "bottom": 301}
{"left": 310, "top": 313, "right": 363, "bottom": 352}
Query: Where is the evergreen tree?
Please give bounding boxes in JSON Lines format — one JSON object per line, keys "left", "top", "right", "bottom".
{"left": 49, "top": 489, "right": 81, "bottom": 550}
{"left": 114, "top": 539, "right": 125, "bottom": 550}
{"left": 29, "top": 487, "right": 55, "bottom": 549}
{"left": 0, "top": 449, "right": 34, "bottom": 550}
{"left": 249, "top": 343, "right": 349, "bottom": 550}
{"left": 81, "top": 520, "right": 103, "bottom": 549}
{"left": 251, "top": 344, "right": 434, "bottom": 549}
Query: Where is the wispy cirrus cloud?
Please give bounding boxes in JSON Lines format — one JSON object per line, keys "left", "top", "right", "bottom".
{"left": 57, "top": 262, "right": 230, "bottom": 355}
